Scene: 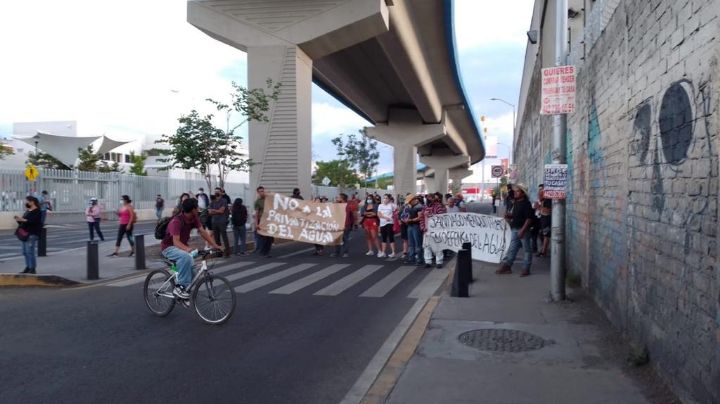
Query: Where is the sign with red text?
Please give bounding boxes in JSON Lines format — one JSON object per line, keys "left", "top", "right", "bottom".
{"left": 541, "top": 65, "right": 576, "bottom": 115}
{"left": 543, "top": 164, "right": 568, "bottom": 199}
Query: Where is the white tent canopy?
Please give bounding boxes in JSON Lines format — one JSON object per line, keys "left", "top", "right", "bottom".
{"left": 14, "top": 133, "right": 130, "bottom": 167}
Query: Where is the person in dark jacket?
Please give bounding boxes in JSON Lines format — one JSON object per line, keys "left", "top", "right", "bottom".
{"left": 15, "top": 196, "right": 42, "bottom": 274}
{"left": 231, "top": 198, "right": 248, "bottom": 255}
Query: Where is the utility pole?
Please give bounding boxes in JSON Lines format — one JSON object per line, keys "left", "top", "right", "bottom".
{"left": 551, "top": 0, "right": 568, "bottom": 301}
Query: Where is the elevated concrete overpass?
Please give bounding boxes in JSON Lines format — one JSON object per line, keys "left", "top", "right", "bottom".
{"left": 188, "top": 0, "right": 484, "bottom": 196}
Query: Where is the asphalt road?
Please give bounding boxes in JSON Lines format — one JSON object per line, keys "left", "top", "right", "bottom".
{"left": 0, "top": 230, "right": 448, "bottom": 404}
{"left": 0, "top": 220, "right": 158, "bottom": 260}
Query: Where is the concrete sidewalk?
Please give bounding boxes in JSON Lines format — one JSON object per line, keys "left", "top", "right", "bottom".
{"left": 376, "top": 256, "right": 678, "bottom": 404}
{"left": 0, "top": 229, "right": 257, "bottom": 286}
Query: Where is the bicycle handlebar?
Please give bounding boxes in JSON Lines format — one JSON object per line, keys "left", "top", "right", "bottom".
{"left": 197, "top": 248, "right": 224, "bottom": 259}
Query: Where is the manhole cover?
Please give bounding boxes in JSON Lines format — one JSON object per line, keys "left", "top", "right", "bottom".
{"left": 458, "top": 329, "right": 546, "bottom": 352}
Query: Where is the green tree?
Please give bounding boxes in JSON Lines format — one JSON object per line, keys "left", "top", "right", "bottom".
{"left": 331, "top": 129, "right": 380, "bottom": 180}
{"left": 207, "top": 79, "right": 281, "bottom": 188}
{"left": 77, "top": 145, "right": 101, "bottom": 171}
{"left": 28, "top": 151, "right": 70, "bottom": 170}
{"left": 129, "top": 151, "right": 147, "bottom": 176}
{"left": 98, "top": 161, "right": 122, "bottom": 173}
{"left": 313, "top": 160, "right": 360, "bottom": 188}
{"left": 160, "top": 79, "right": 281, "bottom": 190}
{"left": 0, "top": 140, "right": 13, "bottom": 159}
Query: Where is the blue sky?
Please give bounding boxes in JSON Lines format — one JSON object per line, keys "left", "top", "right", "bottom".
{"left": 0, "top": 0, "right": 534, "bottom": 182}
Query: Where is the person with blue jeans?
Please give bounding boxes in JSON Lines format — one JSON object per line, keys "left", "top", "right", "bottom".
{"left": 403, "top": 195, "right": 425, "bottom": 266}
{"left": 496, "top": 183, "right": 534, "bottom": 277}
{"left": 15, "top": 196, "right": 43, "bottom": 274}
{"left": 160, "top": 198, "right": 221, "bottom": 299}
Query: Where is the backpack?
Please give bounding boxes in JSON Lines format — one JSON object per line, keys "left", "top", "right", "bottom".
{"left": 155, "top": 216, "right": 173, "bottom": 239}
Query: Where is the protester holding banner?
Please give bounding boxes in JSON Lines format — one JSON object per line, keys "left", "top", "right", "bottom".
{"left": 399, "top": 196, "right": 411, "bottom": 259}
{"left": 311, "top": 197, "right": 325, "bottom": 256}
{"left": 361, "top": 195, "right": 381, "bottom": 256}
{"left": 421, "top": 193, "right": 447, "bottom": 268}
{"left": 377, "top": 194, "right": 397, "bottom": 258}
{"left": 331, "top": 193, "right": 354, "bottom": 258}
{"left": 496, "top": 183, "right": 534, "bottom": 277}
{"left": 254, "top": 186, "right": 273, "bottom": 257}
{"left": 403, "top": 195, "right": 424, "bottom": 266}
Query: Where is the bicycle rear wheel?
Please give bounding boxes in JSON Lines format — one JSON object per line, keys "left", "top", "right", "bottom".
{"left": 144, "top": 269, "right": 176, "bottom": 317}
{"left": 192, "top": 275, "right": 236, "bottom": 325}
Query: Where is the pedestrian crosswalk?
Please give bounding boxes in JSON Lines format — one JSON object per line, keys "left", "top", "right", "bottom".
{"left": 106, "top": 259, "right": 449, "bottom": 300}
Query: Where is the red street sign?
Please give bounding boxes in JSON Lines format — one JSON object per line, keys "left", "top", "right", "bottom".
{"left": 541, "top": 65, "right": 576, "bottom": 115}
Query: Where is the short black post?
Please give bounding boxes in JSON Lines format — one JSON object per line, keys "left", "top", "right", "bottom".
{"left": 461, "top": 242, "right": 474, "bottom": 283}
{"left": 87, "top": 241, "right": 99, "bottom": 280}
{"left": 135, "top": 234, "right": 146, "bottom": 270}
{"left": 38, "top": 227, "right": 47, "bottom": 257}
{"left": 451, "top": 248, "right": 470, "bottom": 297}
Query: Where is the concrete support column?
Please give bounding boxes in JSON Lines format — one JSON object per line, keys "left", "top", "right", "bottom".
{"left": 248, "top": 45, "right": 312, "bottom": 198}
{"left": 449, "top": 167, "right": 473, "bottom": 193}
{"left": 366, "top": 108, "right": 445, "bottom": 197}
{"left": 420, "top": 154, "right": 470, "bottom": 194}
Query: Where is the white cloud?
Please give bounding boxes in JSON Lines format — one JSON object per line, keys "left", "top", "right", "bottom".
{"left": 0, "top": 0, "right": 246, "bottom": 142}
{"left": 480, "top": 111, "right": 515, "bottom": 153}
{"left": 454, "top": 0, "right": 536, "bottom": 50}
{"left": 311, "top": 102, "right": 369, "bottom": 138}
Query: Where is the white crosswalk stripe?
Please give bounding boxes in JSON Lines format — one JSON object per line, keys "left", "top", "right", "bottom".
{"left": 224, "top": 262, "right": 286, "bottom": 282}
{"left": 234, "top": 263, "right": 316, "bottom": 293}
{"left": 407, "top": 267, "right": 449, "bottom": 299}
{"left": 314, "top": 264, "right": 384, "bottom": 296}
{"left": 359, "top": 266, "right": 416, "bottom": 298}
{"left": 269, "top": 264, "right": 350, "bottom": 295}
{"left": 103, "top": 259, "right": 449, "bottom": 299}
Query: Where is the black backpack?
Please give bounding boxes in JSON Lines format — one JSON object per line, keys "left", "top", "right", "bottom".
{"left": 155, "top": 216, "right": 174, "bottom": 239}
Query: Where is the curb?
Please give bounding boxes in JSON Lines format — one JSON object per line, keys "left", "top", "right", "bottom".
{"left": 0, "top": 274, "right": 81, "bottom": 288}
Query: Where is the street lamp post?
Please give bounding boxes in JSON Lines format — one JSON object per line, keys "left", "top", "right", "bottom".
{"left": 490, "top": 98, "right": 516, "bottom": 161}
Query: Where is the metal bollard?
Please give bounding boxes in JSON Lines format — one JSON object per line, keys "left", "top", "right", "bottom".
{"left": 135, "top": 234, "right": 146, "bottom": 270}
{"left": 451, "top": 248, "right": 470, "bottom": 298}
{"left": 38, "top": 227, "right": 47, "bottom": 257}
{"left": 87, "top": 241, "right": 99, "bottom": 280}
{"left": 461, "top": 242, "right": 474, "bottom": 283}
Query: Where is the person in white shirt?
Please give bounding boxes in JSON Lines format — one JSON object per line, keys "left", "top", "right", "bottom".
{"left": 446, "top": 197, "right": 460, "bottom": 213}
{"left": 85, "top": 197, "right": 105, "bottom": 241}
{"left": 377, "top": 194, "right": 397, "bottom": 258}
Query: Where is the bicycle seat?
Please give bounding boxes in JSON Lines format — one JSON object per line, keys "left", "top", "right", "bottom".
{"left": 161, "top": 258, "right": 176, "bottom": 266}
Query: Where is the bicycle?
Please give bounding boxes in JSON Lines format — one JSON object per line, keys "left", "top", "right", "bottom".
{"left": 143, "top": 248, "right": 236, "bottom": 325}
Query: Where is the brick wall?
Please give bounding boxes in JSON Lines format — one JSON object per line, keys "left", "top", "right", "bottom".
{"left": 515, "top": 1, "right": 719, "bottom": 402}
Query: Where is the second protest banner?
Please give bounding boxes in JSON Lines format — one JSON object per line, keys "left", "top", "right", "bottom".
{"left": 258, "top": 193, "right": 346, "bottom": 245}
{"left": 426, "top": 212, "right": 512, "bottom": 263}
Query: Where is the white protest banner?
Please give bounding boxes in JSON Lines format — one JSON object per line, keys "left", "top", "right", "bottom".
{"left": 541, "top": 65, "right": 576, "bottom": 115}
{"left": 427, "top": 212, "right": 512, "bottom": 263}
{"left": 544, "top": 164, "right": 568, "bottom": 199}
{"left": 258, "top": 193, "right": 346, "bottom": 245}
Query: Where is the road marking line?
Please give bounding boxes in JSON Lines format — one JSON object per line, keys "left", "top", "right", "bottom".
{"left": 340, "top": 297, "right": 430, "bottom": 404}
{"left": 105, "top": 261, "right": 257, "bottom": 287}
{"left": 406, "top": 267, "right": 449, "bottom": 299}
{"left": 234, "top": 263, "right": 316, "bottom": 293}
{"left": 269, "top": 264, "right": 350, "bottom": 295}
{"left": 224, "top": 262, "right": 286, "bottom": 282}
{"left": 314, "top": 264, "right": 383, "bottom": 296}
{"left": 277, "top": 247, "right": 315, "bottom": 259}
{"left": 359, "top": 266, "right": 415, "bottom": 298}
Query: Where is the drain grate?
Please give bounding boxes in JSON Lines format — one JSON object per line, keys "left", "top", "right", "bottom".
{"left": 458, "top": 329, "right": 546, "bottom": 352}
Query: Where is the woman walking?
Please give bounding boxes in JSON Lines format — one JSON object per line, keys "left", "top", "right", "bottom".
{"left": 231, "top": 198, "right": 248, "bottom": 255}
{"left": 377, "top": 194, "right": 397, "bottom": 258}
{"left": 85, "top": 197, "right": 105, "bottom": 241}
{"left": 109, "top": 195, "right": 136, "bottom": 257}
{"left": 361, "top": 195, "right": 381, "bottom": 255}
{"left": 15, "top": 196, "right": 42, "bottom": 274}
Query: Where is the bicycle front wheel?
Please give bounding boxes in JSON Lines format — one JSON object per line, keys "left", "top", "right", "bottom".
{"left": 192, "top": 275, "right": 236, "bottom": 325}
{"left": 144, "top": 269, "right": 176, "bottom": 317}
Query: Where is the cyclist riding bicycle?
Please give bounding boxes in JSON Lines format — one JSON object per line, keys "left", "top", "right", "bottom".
{"left": 161, "top": 198, "right": 222, "bottom": 299}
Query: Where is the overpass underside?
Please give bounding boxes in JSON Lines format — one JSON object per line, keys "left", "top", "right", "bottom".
{"left": 188, "top": 0, "right": 484, "bottom": 197}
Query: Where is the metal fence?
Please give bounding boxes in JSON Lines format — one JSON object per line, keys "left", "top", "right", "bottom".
{"left": 0, "top": 168, "right": 250, "bottom": 213}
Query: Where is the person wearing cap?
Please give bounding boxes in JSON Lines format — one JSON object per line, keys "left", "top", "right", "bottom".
{"left": 497, "top": 183, "right": 534, "bottom": 277}
{"left": 403, "top": 194, "right": 425, "bottom": 266}
{"left": 85, "top": 197, "right": 105, "bottom": 241}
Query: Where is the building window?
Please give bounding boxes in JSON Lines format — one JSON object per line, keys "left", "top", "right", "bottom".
{"left": 125, "top": 154, "right": 131, "bottom": 163}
